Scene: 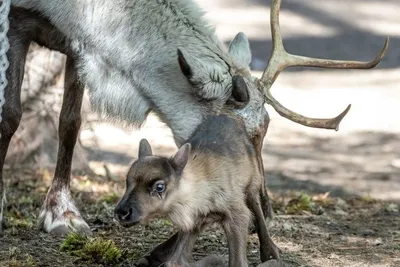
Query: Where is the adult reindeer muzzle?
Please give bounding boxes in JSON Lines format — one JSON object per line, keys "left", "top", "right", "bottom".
{"left": 258, "top": 0, "right": 389, "bottom": 131}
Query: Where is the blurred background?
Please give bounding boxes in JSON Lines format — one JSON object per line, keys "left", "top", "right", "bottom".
{"left": 8, "top": 0, "right": 399, "bottom": 200}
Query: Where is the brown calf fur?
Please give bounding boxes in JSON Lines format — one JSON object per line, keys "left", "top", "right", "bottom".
{"left": 115, "top": 114, "right": 279, "bottom": 267}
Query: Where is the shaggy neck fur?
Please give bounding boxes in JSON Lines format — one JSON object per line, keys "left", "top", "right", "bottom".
{"left": 162, "top": 162, "right": 217, "bottom": 231}
{"left": 161, "top": 150, "right": 255, "bottom": 232}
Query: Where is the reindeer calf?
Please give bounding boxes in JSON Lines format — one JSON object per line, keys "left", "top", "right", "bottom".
{"left": 115, "top": 114, "right": 278, "bottom": 267}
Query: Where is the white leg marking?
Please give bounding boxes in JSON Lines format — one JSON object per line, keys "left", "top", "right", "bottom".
{"left": 39, "top": 187, "right": 91, "bottom": 235}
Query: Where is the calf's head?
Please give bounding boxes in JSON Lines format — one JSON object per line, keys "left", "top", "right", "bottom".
{"left": 114, "top": 139, "right": 191, "bottom": 227}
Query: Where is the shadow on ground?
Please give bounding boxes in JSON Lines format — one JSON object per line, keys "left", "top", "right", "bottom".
{"left": 85, "top": 129, "right": 400, "bottom": 201}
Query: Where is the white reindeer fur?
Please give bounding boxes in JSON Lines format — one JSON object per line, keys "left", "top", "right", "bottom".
{"left": 12, "top": 0, "right": 267, "bottom": 144}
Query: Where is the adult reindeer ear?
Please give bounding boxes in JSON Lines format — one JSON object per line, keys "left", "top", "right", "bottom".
{"left": 177, "top": 49, "right": 193, "bottom": 79}
{"left": 138, "top": 139, "right": 153, "bottom": 158}
{"left": 171, "top": 143, "right": 191, "bottom": 176}
{"left": 228, "top": 32, "right": 252, "bottom": 67}
{"left": 227, "top": 75, "right": 249, "bottom": 108}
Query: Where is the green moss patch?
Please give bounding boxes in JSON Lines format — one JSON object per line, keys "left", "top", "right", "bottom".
{"left": 60, "top": 233, "right": 122, "bottom": 265}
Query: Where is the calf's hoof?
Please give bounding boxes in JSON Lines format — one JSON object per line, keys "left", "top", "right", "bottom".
{"left": 38, "top": 187, "right": 91, "bottom": 235}
{"left": 136, "top": 256, "right": 163, "bottom": 267}
{"left": 190, "top": 255, "right": 226, "bottom": 267}
{"left": 136, "top": 258, "right": 150, "bottom": 267}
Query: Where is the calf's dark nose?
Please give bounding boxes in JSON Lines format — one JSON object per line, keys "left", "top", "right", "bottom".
{"left": 114, "top": 206, "right": 133, "bottom": 222}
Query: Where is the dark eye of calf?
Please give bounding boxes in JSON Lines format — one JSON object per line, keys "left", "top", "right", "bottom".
{"left": 150, "top": 180, "right": 166, "bottom": 198}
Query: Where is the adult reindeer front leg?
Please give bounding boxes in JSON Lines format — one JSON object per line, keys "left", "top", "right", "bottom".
{"left": 38, "top": 57, "right": 89, "bottom": 235}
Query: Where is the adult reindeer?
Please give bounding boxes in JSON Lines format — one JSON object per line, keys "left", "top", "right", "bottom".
{"left": 3, "top": 0, "right": 387, "bottom": 254}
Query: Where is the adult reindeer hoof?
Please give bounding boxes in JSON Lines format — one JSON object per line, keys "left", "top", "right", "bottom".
{"left": 38, "top": 187, "right": 91, "bottom": 235}
{"left": 39, "top": 213, "right": 91, "bottom": 235}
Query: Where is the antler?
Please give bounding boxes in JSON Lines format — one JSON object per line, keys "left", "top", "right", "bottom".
{"left": 259, "top": 0, "right": 389, "bottom": 131}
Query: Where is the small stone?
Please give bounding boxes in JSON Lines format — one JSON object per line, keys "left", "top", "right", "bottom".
{"left": 334, "top": 208, "right": 348, "bottom": 216}
{"left": 362, "top": 229, "right": 375, "bottom": 237}
{"left": 373, "top": 238, "right": 383, "bottom": 246}
{"left": 283, "top": 222, "right": 292, "bottom": 232}
{"left": 257, "top": 259, "right": 287, "bottom": 267}
{"left": 328, "top": 253, "right": 340, "bottom": 259}
{"left": 385, "top": 203, "right": 399, "bottom": 213}
{"left": 336, "top": 198, "right": 348, "bottom": 208}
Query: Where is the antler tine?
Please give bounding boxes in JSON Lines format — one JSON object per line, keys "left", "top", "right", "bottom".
{"left": 260, "top": 0, "right": 389, "bottom": 131}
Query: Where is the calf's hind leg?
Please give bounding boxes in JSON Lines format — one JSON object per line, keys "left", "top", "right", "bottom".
{"left": 247, "top": 187, "right": 280, "bottom": 261}
{"left": 251, "top": 113, "right": 273, "bottom": 222}
{"left": 38, "top": 57, "right": 90, "bottom": 235}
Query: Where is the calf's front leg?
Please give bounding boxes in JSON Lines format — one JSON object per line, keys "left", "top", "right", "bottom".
{"left": 137, "top": 230, "right": 199, "bottom": 267}
{"left": 38, "top": 57, "right": 90, "bottom": 235}
{"left": 223, "top": 203, "right": 251, "bottom": 267}
{"left": 165, "top": 230, "right": 199, "bottom": 267}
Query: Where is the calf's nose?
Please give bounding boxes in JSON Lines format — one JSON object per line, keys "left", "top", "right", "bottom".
{"left": 114, "top": 206, "right": 133, "bottom": 222}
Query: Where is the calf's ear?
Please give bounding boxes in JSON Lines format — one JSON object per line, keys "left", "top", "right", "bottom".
{"left": 138, "top": 139, "right": 153, "bottom": 158}
{"left": 171, "top": 143, "right": 191, "bottom": 175}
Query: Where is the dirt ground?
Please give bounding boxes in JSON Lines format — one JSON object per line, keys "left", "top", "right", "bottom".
{"left": 1, "top": 0, "right": 400, "bottom": 266}
{"left": 0, "top": 167, "right": 399, "bottom": 267}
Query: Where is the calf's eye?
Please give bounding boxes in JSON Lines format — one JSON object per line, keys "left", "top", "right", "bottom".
{"left": 154, "top": 181, "right": 166, "bottom": 193}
